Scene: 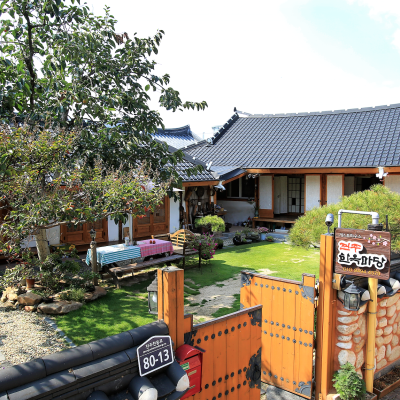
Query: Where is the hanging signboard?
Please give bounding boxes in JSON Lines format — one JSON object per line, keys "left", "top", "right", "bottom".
{"left": 137, "top": 335, "right": 174, "bottom": 376}
{"left": 335, "top": 228, "right": 391, "bottom": 280}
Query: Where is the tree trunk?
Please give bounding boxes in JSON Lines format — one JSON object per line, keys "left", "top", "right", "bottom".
{"left": 35, "top": 228, "right": 50, "bottom": 262}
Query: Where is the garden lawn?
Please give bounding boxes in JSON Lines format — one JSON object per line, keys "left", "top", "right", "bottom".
{"left": 55, "top": 242, "right": 319, "bottom": 344}
{"left": 184, "top": 241, "right": 320, "bottom": 289}
{"left": 54, "top": 279, "right": 157, "bottom": 345}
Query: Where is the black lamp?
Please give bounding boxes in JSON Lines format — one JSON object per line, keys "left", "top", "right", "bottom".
{"left": 339, "top": 277, "right": 364, "bottom": 311}
{"left": 147, "top": 275, "right": 158, "bottom": 314}
{"left": 89, "top": 228, "right": 96, "bottom": 242}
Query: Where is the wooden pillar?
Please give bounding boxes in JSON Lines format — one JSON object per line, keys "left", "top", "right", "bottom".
{"left": 315, "top": 234, "right": 336, "bottom": 400}
{"left": 90, "top": 240, "right": 98, "bottom": 286}
{"left": 365, "top": 279, "right": 378, "bottom": 392}
{"left": 157, "top": 266, "right": 185, "bottom": 350}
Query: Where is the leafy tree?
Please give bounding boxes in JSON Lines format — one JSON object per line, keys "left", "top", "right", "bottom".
{"left": 0, "top": 0, "right": 206, "bottom": 181}
{"left": 289, "top": 185, "right": 400, "bottom": 251}
{"left": 0, "top": 0, "right": 207, "bottom": 259}
{"left": 0, "top": 124, "right": 170, "bottom": 260}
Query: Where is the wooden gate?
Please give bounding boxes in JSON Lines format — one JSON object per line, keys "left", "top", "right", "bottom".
{"left": 184, "top": 305, "right": 262, "bottom": 400}
{"left": 240, "top": 271, "right": 316, "bottom": 398}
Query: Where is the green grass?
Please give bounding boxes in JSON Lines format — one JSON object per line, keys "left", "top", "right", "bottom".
{"left": 55, "top": 242, "right": 319, "bottom": 344}
{"left": 54, "top": 279, "right": 157, "bottom": 345}
{"left": 212, "top": 294, "right": 241, "bottom": 318}
{"left": 183, "top": 242, "right": 320, "bottom": 289}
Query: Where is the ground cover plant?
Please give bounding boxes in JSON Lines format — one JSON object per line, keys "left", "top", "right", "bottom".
{"left": 54, "top": 279, "right": 157, "bottom": 345}
{"left": 290, "top": 185, "right": 400, "bottom": 251}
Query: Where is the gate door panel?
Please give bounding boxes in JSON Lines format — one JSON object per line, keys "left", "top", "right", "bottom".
{"left": 240, "top": 272, "right": 316, "bottom": 399}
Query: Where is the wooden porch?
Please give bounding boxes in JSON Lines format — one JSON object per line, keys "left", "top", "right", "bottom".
{"left": 252, "top": 214, "right": 300, "bottom": 230}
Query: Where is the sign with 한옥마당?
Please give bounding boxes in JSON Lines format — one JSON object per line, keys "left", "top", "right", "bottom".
{"left": 137, "top": 335, "right": 174, "bottom": 376}
{"left": 335, "top": 228, "right": 391, "bottom": 279}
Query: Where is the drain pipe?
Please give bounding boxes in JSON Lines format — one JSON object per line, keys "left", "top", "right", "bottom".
{"left": 338, "top": 210, "right": 381, "bottom": 393}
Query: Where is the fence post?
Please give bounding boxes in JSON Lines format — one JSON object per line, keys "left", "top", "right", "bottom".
{"left": 157, "top": 266, "right": 185, "bottom": 350}
{"left": 315, "top": 234, "right": 336, "bottom": 400}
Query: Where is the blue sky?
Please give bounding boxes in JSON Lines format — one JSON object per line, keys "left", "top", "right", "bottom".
{"left": 92, "top": 0, "right": 400, "bottom": 136}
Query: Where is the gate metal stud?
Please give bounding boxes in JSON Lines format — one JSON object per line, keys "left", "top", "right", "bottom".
{"left": 271, "top": 321, "right": 274, "bottom": 324}
{"left": 270, "top": 333, "right": 273, "bottom": 337}
{"left": 300, "top": 341, "right": 302, "bottom": 345}
{"left": 295, "top": 291, "right": 299, "bottom": 295}
{"left": 287, "top": 379, "right": 289, "bottom": 383}
{"left": 304, "top": 330, "right": 308, "bottom": 334}
{"left": 218, "top": 393, "right": 222, "bottom": 398}
{"left": 287, "top": 325, "right": 291, "bottom": 329}
{"left": 225, "top": 375, "right": 229, "bottom": 380}
{"left": 225, "top": 390, "right": 229, "bottom": 395}
{"left": 293, "top": 381, "right": 296, "bottom": 385}
{"left": 243, "top": 381, "right": 247, "bottom": 385}
{"left": 244, "top": 367, "right": 247, "bottom": 371}
{"left": 218, "top": 331, "right": 222, "bottom": 336}
{"left": 197, "top": 339, "right": 201, "bottom": 344}
{"left": 237, "top": 384, "right": 241, "bottom": 389}
{"left": 205, "top": 384, "right": 209, "bottom": 389}
{"left": 264, "top": 331, "right": 267, "bottom": 334}
{"left": 293, "top": 340, "right": 296, "bottom": 343}
{"left": 224, "top": 329, "right": 228, "bottom": 334}
{"left": 212, "top": 334, "right": 216, "bottom": 339}
{"left": 212, "top": 381, "right": 216, "bottom": 386}
{"left": 261, "top": 284, "right": 263, "bottom": 287}
{"left": 265, "top": 319, "right": 268, "bottom": 323}
{"left": 282, "top": 336, "right": 285, "bottom": 339}
{"left": 231, "top": 372, "right": 234, "bottom": 377}
{"left": 274, "top": 375, "right": 278, "bottom": 379}
{"left": 309, "top": 331, "right": 313, "bottom": 335}
{"left": 287, "top": 337, "right": 290, "bottom": 341}
{"left": 269, "top": 372, "right": 272, "bottom": 377}
{"left": 238, "top": 324, "right": 241, "bottom": 329}
{"left": 282, "top": 324, "right": 285, "bottom": 327}
{"left": 244, "top": 322, "right": 247, "bottom": 327}
{"left": 304, "top": 343, "right": 308, "bottom": 347}
{"left": 281, "top": 377, "right": 284, "bottom": 381}
{"left": 283, "top": 288, "right": 286, "bottom": 292}
{"left": 218, "top": 377, "right": 222, "bottom": 382}
{"left": 213, "top": 397, "right": 216, "bottom": 400}
{"left": 263, "top": 371, "right": 266, "bottom": 375}
{"left": 205, "top": 336, "right": 209, "bottom": 341}
{"left": 293, "top": 327, "right": 297, "bottom": 331}
{"left": 277, "top": 287, "right": 280, "bottom": 290}
{"left": 272, "top": 286, "right": 275, "bottom": 289}
{"left": 255, "top": 282, "right": 258, "bottom": 286}
{"left": 289, "top": 289, "right": 292, "bottom": 293}
{"left": 299, "top": 328, "right": 303, "bottom": 332}
{"left": 309, "top": 343, "right": 312, "bottom": 346}
{"left": 266, "top": 285, "right": 269, "bottom": 288}
{"left": 231, "top": 326, "right": 235, "bottom": 332}
{"left": 231, "top": 387, "right": 235, "bottom": 392}
{"left": 238, "top": 369, "right": 242, "bottom": 374}
{"left": 276, "top": 334, "right": 279, "bottom": 338}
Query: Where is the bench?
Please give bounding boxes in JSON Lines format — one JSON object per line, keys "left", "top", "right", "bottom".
{"left": 105, "top": 254, "right": 184, "bottom": 289}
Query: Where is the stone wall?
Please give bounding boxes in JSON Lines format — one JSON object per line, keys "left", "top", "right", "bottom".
{"left": 334, "top": 292, "right": 400, "bottom": 378}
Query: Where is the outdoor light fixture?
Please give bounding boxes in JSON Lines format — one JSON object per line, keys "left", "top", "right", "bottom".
{"left": 89, "top": 228, "right": 96, "bottom": 242}
{"left": 325, "top": 213, "right": 334, "bottom": 234}
{"left": 147, "top": 275, "right": 158, "bottom": 315}
{"left": 338, "top": 277, "right": 370, "bottom": 311}
{"left": 214, "top": 181, "right": 226, "bottom": 192}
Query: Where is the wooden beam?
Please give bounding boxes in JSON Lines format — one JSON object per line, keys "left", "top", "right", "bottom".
{"left": 246, "top": 168, "right": 380, "bottom": 175}
{"left": 182, "top": 180, "right": 219, "bottom": 187}
{"left": 222, "top": 172, "right": 247, "bottom": 185}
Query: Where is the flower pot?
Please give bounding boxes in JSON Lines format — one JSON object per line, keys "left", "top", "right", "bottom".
{"left": 260, "top": 233, "right": 266, "bottom": 241}
{"left": 26, "top": 278, "right": 35, "bottom": 289}
{"left": 233, "top": 236, "right": 242, "bottom": 246}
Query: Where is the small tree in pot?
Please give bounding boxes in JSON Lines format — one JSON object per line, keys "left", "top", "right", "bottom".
{"left": 194, "top": 216, "right": 225, "bottom": 236}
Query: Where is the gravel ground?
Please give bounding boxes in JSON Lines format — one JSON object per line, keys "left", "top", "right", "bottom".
{"left": 0, "top": 306, "right": 69, "bottom": 367}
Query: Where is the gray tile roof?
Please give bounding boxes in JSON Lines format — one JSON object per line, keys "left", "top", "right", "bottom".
{"left": 152, "top": 125, "right": 203, "bottom": 149}
{"left": 186, "top": 104, "right": 400, "bottom": 169}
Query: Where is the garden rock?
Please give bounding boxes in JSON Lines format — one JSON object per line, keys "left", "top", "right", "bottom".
{"left": 2, "top": 287, "right": 23, "bottom": 302}
{"left": 24, "top": 305, "right": 38, "bottom": 312}
{"left": 38, "top": 301, "right": 82, "bottom": 315}
{"left": 17, "top": 292, "right": 42, "bottom": 306}
{"left": 84, "top": 286, "right": 107, "bottom": 302}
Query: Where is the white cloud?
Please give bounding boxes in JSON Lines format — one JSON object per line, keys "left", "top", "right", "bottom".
{"left": 347, "top": 0, "right": 400, "bottom": 52}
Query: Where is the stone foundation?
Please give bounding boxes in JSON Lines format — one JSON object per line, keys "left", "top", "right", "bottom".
{"left": 334, "top": 292, "right": 400, "bottom": 378}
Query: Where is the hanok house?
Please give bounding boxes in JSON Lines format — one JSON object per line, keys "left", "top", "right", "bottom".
{"left": 17, "top": 125, "right": 225, "bottom": 252}
{"left": 184, "top": 103, "right": 400, "bottom": 230}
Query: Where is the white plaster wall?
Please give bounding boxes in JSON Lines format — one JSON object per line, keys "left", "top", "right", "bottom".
{"left": 108, "top": 216, "right": 119, "bottom": 241}
{"left": 327, "top": 175, "right": 343, "bottom": 205}
{"left": 218, "top": 200, "right": 254, "bottom": 225}
{"left": 305, "top": 175, "right": 320, "bottom": 211}
{"left": 170, "top": 196, "right": 180, "bottom": 233}
{"left": 385, "top": 175, "right": 400, "bottom": 194}
{"left": 259, "top": 176, "right": 273, "bottom": 210}
{"left": 344, "top": 176, "right": 355, "bottom": 196}
{"left": 21, "top": 226, "right": 61, "bottom": 249}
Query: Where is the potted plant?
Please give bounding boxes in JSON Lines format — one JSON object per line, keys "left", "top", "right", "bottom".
{"left": 189, "top": 234, "right": 218, "bottom": 260}
{"left": 266, "top": 236, "right": 274, "bottom": 242}
{"left": 233, "top": 232, "right": 243, "bottom": 246}
{"left": 24, "top": 267, "right": 37, "bottom": 289}
{"left": 332, "top": 362, "right": 366, "bottom": 400}
{"left": 194, "top": 215, "right": 225, "bottom": 237}
{"left": 257, "top": 227, "right": 269, "bottom": 241}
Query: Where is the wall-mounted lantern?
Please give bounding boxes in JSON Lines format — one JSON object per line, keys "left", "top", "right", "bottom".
{"left": 337, "top": 276, "right": 371, "bottom": 311}
{"left": 147, "top": 276, "right": 158, "bottom": 315}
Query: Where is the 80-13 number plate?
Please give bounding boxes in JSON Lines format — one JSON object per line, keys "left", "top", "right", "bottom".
{"left": 137, "top": 335, "right": 174, "bottom": 376}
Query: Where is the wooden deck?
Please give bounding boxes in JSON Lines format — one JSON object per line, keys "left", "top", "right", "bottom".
{"left": 252, "top": 215, "right": 300, "bottom": 229}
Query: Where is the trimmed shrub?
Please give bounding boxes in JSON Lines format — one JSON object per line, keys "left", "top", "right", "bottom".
{"left": 289, "top": 185, "right": 400, "bottom": 251}
{"left": 194, "top": 215, "right": 225, "bottom": 232}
